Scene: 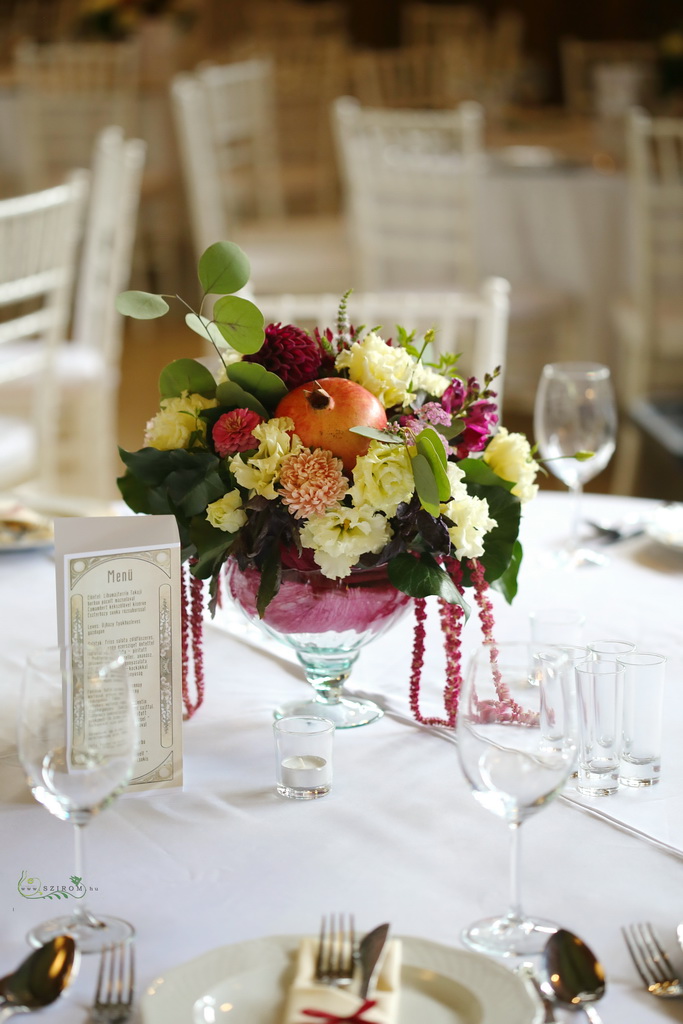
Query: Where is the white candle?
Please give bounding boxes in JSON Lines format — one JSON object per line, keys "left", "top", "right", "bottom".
{"left": 280, "top": 754, "right": 331, "bottom": 790}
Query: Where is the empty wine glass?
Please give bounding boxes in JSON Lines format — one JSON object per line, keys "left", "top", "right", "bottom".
{"left": 456, "top": 642, "right": 578, "bottom": 957}
{"left": 534, "top": 362, "right": 617, "bottom": 566}
{"left": 17, "top": 645, "right": 138, "bottom": 953}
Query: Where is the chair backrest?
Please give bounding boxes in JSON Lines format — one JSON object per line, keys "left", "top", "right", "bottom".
{"left": 243, "top": 0, "right": 348, "bottom": 41}
{"left": 73, "top": 126, "right": 147, "bottom": 367}
{"left": 332, "top": 96, "right": 484, "bottom": 291}
{"left": 255, "top": 280, "right": 511, "bottom": 410}
{"left": 15, "top": 40, "right": 140, "bottom": 190}
{"left": 626, "top": 109, "right": 683, "bottom": 356}
{"left": 402, "top": 3, "right": 484, "bottom": 46}
{"left": 561, "top": 38, "right": 658, "bottom": 116}
{"left": 0, "top": 172, "right": 89, "bottom": 485}
{"left": 171, "top": 60, "right": 284, "bottom": 259}
{"left": 351, "top": 46, "right": 453, "bottom": 109}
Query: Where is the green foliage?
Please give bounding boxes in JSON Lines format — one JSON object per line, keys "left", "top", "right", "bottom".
{"left": 189, "top": 517, "right": 236, "bottom": 580}
{"left": 256, "top": 544, "right": 282, "bottom": 618}
{"left": 212, "top": 295, "right": 265, "bottom": 354}
{"left": 115, "top": 291, "right": 169, "bottom": 319}
{"left": 411, "top": 452, "right": 440, "bottom": 517}
{"left": 198, "top": 241, "right": 250, "bottom": 295}
{"left": 388, "top": 552, "right": 468, "bottom": 609}
{"left": 226, "top": 362, "right": 287, "bottom": 411}
{"left": 159, "top": 358, "right": 217, "bottom": 399}
{"left": 349, "top": 425, "right": 404, "bottom": 445}
{"left": 414, "top": 428, "right": 450, "bottom": 501}
{"left": 215, "top": 380, "right": 269, "bottom": 419}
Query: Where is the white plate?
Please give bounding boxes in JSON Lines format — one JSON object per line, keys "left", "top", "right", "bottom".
{"left": 645, "top": 504, "right": 683, "bottom": 552}
{"left": 141, "top": 934, "right": 542, "bottom": 1024}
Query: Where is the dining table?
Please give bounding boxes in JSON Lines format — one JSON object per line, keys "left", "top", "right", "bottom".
{"left": 1, "top": 488, "right": 682, "bottom": 1023}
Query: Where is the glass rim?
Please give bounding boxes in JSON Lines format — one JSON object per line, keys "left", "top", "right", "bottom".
{"left": 575, "top": 659, "right": 626, "bottom": 676}
{"left": 541, "top": 361, "right": 611, "bottom": 379}
{"left": 273, "top": 715, "right": 335, "bottom": 735}
{"left": 587, "top": 640, "right": 636, "bottom": 653}
{"left": 616, "top": 652, "right": 667, "bottom": 667}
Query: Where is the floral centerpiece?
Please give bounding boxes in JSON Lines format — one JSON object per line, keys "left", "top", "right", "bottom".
{"left": 116, "top": 242, "right": 540, "bottom": 723}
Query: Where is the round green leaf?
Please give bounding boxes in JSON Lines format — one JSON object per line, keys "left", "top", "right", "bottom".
{"left": 198, "top": 242, "right": 251, "bottom": 296}
{"left": 215, "top": 380, "right": 269, "bottom": 419}
{"left": 185, "top": 313, "right": 231, "bottom": 351}
{"left": 159, "top": 358, "right": 217, "bottom": 399}
{"left": 411, "top": 452, "right": 440, "bottom": 517}
{"left": 116, "top": 290, "right": 169, "bottom": 319}
{"left": 213, "top": 296, "right": 265, "bottom": 354}
{"left": 226, "top": 362, "right": 287, "bottom": 407}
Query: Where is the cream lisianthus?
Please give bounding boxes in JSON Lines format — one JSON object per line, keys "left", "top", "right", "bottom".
{"left": 299, "top": 505, "right": 392, "bottom": 579}
{"left": 229, "top": 417, "right": 302, "bottom": 500}
{"left": 411, "top": 362, "right": 451, "bottom": 398}
{"left": 335, "top": 332, "right": 415, "bottom": 408}
{"left": 349, "top": 441, "right": 414, "bottom": 517}
{"left": 144, "top": 391, "right": 217, "bottom": 450}
{"left": 440, "top": 462, "right": 497, "bottom": 559}
{"left": 205, "top": 490, "right": 247, "bottom": 534}
{"left": 483, "top": 427, "right": 539, "bottom": 504}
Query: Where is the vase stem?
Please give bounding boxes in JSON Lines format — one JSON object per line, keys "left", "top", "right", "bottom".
{"left": 297, "top": 652, "right": 358, "bottom": 705}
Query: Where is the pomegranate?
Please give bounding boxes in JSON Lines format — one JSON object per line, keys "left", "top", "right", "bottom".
{"left": 275, "top": 378, "right": 387, "bottom": 473}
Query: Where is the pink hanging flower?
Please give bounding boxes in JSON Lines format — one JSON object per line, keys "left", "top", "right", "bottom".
{"left": 278, "top": 448, "right": 348, "bottom": 519}
{"left": 212, "top": 408, "right": 263, "bottom": 457}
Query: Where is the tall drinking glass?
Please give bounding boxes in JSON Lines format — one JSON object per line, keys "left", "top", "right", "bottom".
{"left": 456, "top": 642, "right": 578, "bottom": 957}
{"left": 17, "top": 645, "right": 138, "bottom": 953}
{"left": 534, "top": 362, "right": 617, "bottom": 566}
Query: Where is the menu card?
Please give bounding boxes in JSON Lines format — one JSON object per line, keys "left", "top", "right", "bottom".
{"left": 54, "top": 515, "right": 183, "bottom": 791}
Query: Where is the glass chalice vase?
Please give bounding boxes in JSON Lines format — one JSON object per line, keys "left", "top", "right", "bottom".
{"left": 224, "top": 559, "right": 412, "bottom": 728}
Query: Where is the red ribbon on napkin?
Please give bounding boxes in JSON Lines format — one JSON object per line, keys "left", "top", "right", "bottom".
{"left": 301, "top": 999, "right": 379, "bottom": 1022}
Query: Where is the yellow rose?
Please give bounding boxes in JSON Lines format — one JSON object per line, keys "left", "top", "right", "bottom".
{"left": 350, "top": 441, "right": 414, "bottom": 517}
{"left": 483, "top": 427, "right": 539, "bottom": 504}
{"left": 144, "top": 392, "right": 217, "bottom": 450}
{"left": 206, "top": 490, "right": 246, "bottom": 534}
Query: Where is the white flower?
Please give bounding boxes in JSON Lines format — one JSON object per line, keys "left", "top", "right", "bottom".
{"left": 483, "top": 427, "right": 539, "bottom": 504}
{"left": 229, "top": 417, "right": 302, "bottom": 499}
{"left": 441, "top": 461, "right": 497, "bottom": 559}
{"left": 349, "top": 441, "right": 414, "bottom": 517}
{"left": 205, "top": 490, "right": 246, "bottom": 533}
{"left": 299, "top": 505, "right": 392, "bottom": 579}
{"left": 410, "top": 362, "right": 450, "bottom": 398}
{"left": 335, "top": 332, "right": 415, "bottom": 407}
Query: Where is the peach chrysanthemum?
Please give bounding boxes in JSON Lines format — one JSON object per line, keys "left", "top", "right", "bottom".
{"left": 278, "top": 448, "right": 348, "bottom": 519}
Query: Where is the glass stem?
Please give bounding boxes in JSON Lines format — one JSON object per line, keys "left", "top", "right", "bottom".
{"left": 508, "top": 822, "right": 523, "bottom": 923}
{"left": 71, "top": 822, "right": 103, "bottom": 929}
{"left": 569, "top": 480, "right": 584, "bottom": 552}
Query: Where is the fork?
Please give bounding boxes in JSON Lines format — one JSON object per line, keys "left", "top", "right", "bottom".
{"left": 315, "top": 914, "right": 356, "bottom": 987}
{"left": 622, "top": 922, "right": 683, "bottom": 998}
{"left": 90, "top": 942, "right": 135, "bottom": 1023}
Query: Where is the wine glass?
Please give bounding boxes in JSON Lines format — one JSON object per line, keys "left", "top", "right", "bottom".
{"left": 456, "top": 642, "right": 578, "bottom": 957}
{"left": 17, "top": 645, "right": 138, "bottom": 954}
{"left": 534, "top": 362, "right": 617, "bottom": 566}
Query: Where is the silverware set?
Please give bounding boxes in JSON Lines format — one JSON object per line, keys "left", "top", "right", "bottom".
{"left": 314, "top": 915, "right": 389, "bottom": 999}
{"left": 622, "top": 922, "right": 683, "bottom": 1000}
{"left": 90, "top": 942, "right": 135, "bottom": 1024}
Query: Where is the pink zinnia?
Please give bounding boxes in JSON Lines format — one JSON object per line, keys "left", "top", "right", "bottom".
{"left": 212, "top": 408, "right": 263, "bottom": 457}
{"left": 278, "top": 448, "right": 348, "bottom": 519}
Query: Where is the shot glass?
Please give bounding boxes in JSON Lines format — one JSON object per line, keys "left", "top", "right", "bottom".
{"left": 273, "top": 716, "right": 334, "bottom": 800}
{"left": 618, "top": 652, "right": 666, "bottom": 788}
{"left": 587, "top": 640, "right": 636, "bottom": 661}
{"left": 530, "top": 608, "right": 585, "bottom": 647}
{"left": 575, "top": 659, "right": 625, "bottom": 797}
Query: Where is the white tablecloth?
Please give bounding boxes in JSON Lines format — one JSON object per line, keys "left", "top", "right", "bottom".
{"left": 1, "top": 491, "right": 682, "bottom": 1023}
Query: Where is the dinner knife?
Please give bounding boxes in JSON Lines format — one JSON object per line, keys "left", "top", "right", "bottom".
{"left": 357, "top": 923, "right": 390, "bottom": 999}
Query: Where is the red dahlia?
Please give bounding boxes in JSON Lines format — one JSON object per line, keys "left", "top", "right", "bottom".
{"left": 245, "top": 323, "right": 325, "bottom": 389}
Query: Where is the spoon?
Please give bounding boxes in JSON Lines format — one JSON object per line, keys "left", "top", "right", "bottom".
{"left": 0, "top": 936, "right": 79, "bottom": 1019}
{"left": 543, "top": 928, "right": 606, "bottom": 1023}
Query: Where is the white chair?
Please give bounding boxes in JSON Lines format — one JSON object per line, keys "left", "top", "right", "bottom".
{"left": 243, "top": 0, "right": 348, "bottom": 41}
{"left": 560, "top": 38, "right": 658, "bottom": 117}
{"left": 256, "top": 280, "right": 511, "bottom": 411}
{"left": 0, "top": 128, "right": 146, "bottom": 501}
{"left": 0, "top": 172, "right": 89, "bottom": 493}
{"left": 611, "top": 109, "right": 683, "bottom": 494}
{"left": 402, "top": 3, "right": 485, "bottom": 47}
{"left": 171, "top": 64, "right": 351, "bottom": 296}
{"left": 332, "top": 96, "right": 576, "bottom": 413}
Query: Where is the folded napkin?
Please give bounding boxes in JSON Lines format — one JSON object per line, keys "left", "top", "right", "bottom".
{"left": 0, "top": 501, "right": 53, "bottom": 545}
{"left": 282, "top": 936, "right": 402, "bottom": 1024}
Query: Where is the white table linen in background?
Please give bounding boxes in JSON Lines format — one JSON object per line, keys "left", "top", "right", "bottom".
{"left": 0, "top": 491, "right": 682, "bottom": 1024}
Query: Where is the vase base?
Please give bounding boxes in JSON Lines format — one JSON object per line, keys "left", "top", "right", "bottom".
{"left": 273, "top": 695, "right": 384, "bottom": 729}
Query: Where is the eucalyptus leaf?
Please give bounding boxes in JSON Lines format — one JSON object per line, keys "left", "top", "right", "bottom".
{"left": 185, "top": 313, "right": 231, "bottom": 350}
{"left": 349, "top": 426, "right": 404, "bottom": 444}
{"left": 115, "top": 290, "right": 169, "bottom": 319}
{"left": 215, "top": 380, "right": 269, "bottom": 419}
{"left": 159, "top": 358, "right": 217, "bottom": 399}
{"left": 198, "top": 241, "right": 250, "bottom": 295}
{"left": 388, "top": 552, "right": 465, "bottom": 606}
{"left": 213, "top": 295, "right": 265, "bottom": 354}
{"left": 411, "top": 452, "right": 440, "bottom": 517}
{"left": 227, "top": 362, "right": 287, "bottom": 409}
{"left": 415, "top": 431, "right": 450, "bottom": 501}
{"left": 434, "top": 419, "right": 466, "bottom": 440}
{"left": 461, "top": 457, "right": 515, "bottom": 492}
